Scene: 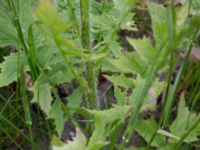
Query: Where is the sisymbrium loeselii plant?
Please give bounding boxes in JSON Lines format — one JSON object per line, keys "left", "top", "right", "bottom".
{"left": 0, "top": 0, "right": 200, "bottom": 150}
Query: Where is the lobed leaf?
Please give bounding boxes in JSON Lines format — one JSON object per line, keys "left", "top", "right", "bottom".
{"left": 31, "top": 75, "right": 52, "bottom": 115}
{"left": 127, "top": 37, "right": 155, "bottom": 64}
{"left": 170, "top": 93, "right": 200, "bottom": 143}
{"left": 49, "top": 99, "right": 64, "bottom": 137}
{"left": 0, "top": 51, "right": 28, "bottom": 87}
{"left": 86, "top": 105, "right": 131, "bottom": 148}
{"left": 0, "top": 0, "right": 33, "bottom": 47}
{"left": 135, "top": 118, "right": 166, "bottom": 147}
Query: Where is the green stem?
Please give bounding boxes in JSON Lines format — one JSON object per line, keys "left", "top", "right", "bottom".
{"left": 20, "top": 67, "right": 35, "bottom": 149}
{"left": 28, "top": 25, "right": 40, "bottom": 79}
{"left": 80, "top": 0, "right": 97, "bottom": 109}
{"left": 35, "top": 60, "right": 80, "bottom": 133}
{"left": 147, "top": 1, "right": 197, "bottom": 146}
{"left": 66, "top": 0, "right": 80, "bottom": 35}
{"left": 146, "top": 53, "right": 174, "bottom": 149}
{"left": 109, "top": 122, "right": 123, "bottom": 150}
{"left": 162, "top": 29, "right": 198, "bottom": 126}
{"left": 119, "top": 39, "right": 168, "bottom": 150}
{"left": 8, "top": 0, "right": 39, "bottom": 81}
{"left": 54, "top": 38, "right": 88, "bottom": 94}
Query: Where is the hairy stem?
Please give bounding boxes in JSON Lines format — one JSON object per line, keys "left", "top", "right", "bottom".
{"left": 80, "top": 0, "right": 97, "bottom": 109}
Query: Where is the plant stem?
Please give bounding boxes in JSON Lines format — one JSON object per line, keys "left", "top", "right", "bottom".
{"left": 119, "top": 40, "right": 167, "bottom": 150}
{"left": 162, "top": 29, "right": 198, "bottom": 126}
{"left": 66, "top": 0, "right": 80, "bottom": 35}
{"left": 8, "top": 0, "right": 39, "bottom": 81}
{"left": 80, "top": 0, "right": 97, "bottom": 109}
{"left": 147, "top": 1, "right": 197, "bottom": 146}
{"left": 20, "top": 67, "right": 36, "bottom": 149}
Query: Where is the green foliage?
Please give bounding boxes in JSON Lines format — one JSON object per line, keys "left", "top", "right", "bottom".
{"left": 170, "top": 94, "right": 200, "bottom": 143}
{"left": 102, "top": 2, "right": 168, "bottom": 117}
{"left": 0, "top": 51, "right": 28, "bottom": 87}
{"left": 135, "top": 117, "right": 166, "bottom": 147}
{"left": 135, "top": 93, "right": 200, "bottom": 149}
{"left": 0, "top": 0, "right": 36, "bottom": 47}
{"left": 31, "top": 75, "right": 52, "bottom": 114}
{"left": 35, "top": 0, "right": 68, "bottom": 38}
{"left": 147, "top": 2, "right": 168, "bottom": 47}
{"left": 0, "top": 0, "right": 200, "bottom": 149}
{"left": 106, "top": 53, "right": 143, "bottom": 74}
{"left": 49, "top": 99, "right": 64, "bottom": 137}
{"left": 52, "top": 105, "right": 130, "bottom": 150}
{"left": 191, "top": 0, "right": 200, "bottom": 15}
{"left": 176, "top": 2, "right": 189, "bottom": 27}
{"left": 67, "top": 87, "right": 83, "bottom": 109}
{"left": 52, "top": 128, "right": 86, "bottom": 150}
{"left": 91, "top": 0, "right": 137, "bottom": 40}
{"left": 86, "top": 105, "right": 131, "bottom": 148}
{"left": 127, "top": 37, "right": 155, "bottom": 64}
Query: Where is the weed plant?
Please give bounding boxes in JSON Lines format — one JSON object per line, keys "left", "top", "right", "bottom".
{"left": 0, "top": 0, "right": 200, "bottom": 150}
